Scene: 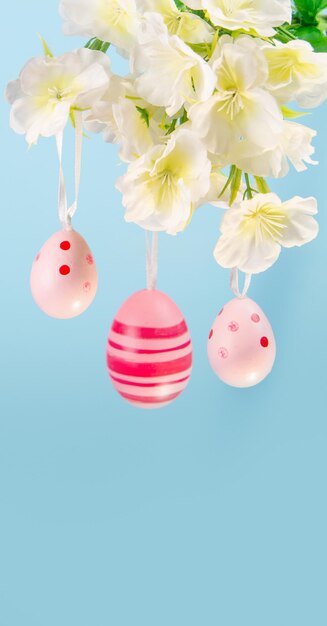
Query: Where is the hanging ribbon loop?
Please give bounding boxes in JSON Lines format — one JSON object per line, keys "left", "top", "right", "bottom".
{"left": 230, "top": 268, "right": 252, "bottom": 298}
{"left": 55, "top": 110, "right": 83, "bottom": 230}
{"left": 146, "top": 231, "right": 158, "bottom": 290}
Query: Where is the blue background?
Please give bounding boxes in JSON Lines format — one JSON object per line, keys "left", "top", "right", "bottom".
{"left": 1, "top": 3, "right": 326, "bottom": 625}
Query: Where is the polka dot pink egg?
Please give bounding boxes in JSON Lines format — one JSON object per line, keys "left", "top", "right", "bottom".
{"left": 106, "top": 289, "right": 193, "bottom": 409}
{"left": 30, "top": 229, "right": 98, "bottom": 319}
{"left": 207, "top": 297, "right": 276, "bottom": 388}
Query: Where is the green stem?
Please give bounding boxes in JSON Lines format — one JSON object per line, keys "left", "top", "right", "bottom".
{"left": 254, "top": 176, "right": 271, "bottom": 194}
{"left": 229, "top": 168, "right": 242, "bottom": 206}
{"left": 85, "top": 38, "right": 111, "bottom": 52}
{"left": 276, "top": 26, "right": 297, "bottom": 40}
{"left": 85, "top": 37, "right": 97, "bottom": 49}
{"left": 218, "top": 165, "right": 236, "bottom": 199}
{"left": 165, "top": 118, "right": 178, "bottom": 135}
{"left": 101, "top": 42, "right": 111, "bottom": 53}
{"left": 244, "top": 173, "right": 253, "bottom": 199}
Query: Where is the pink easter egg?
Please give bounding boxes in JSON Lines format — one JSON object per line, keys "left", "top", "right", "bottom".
{"left": 106, "top": 289, "right": 193, "bottom": 409}
{"left": 207, "top": 297, "right": 276, "bottom": 388}
{"left": 30, "top": 229, "right": 98, "bottom": 319}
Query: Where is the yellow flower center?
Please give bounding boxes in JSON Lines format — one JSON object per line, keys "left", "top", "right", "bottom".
{"left": 97, "top": 0, "right": 131, "bottom": 29}
{"left": 241, "top": 202, "right": 288, "bottom": 242}
{"left": 33, "top": 75, "right": 79, "bottom": 111}
{"left": 216, "top": 90, "right": 245, "bottom": 120}
{"left": 47, "top": 85, "right": 72, "bottom": 102}
{"left": 266, "top": 47, "right": 323, "bottom": 86}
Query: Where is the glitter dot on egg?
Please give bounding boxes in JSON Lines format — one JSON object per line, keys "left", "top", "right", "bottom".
{"left": 60, "top": 241, "right": 71, "bottom": 251}
{"left": 83, "top": 281, "right": 91, "bottom": 293}
{"left": 86, "top": 253, "right": 94, "bottom": 265}
{"left": 228, "top": 321, "right": 239, "bottom": 332}
{"left": 218, "top": 347, "right": 228, "bottom": 359}
{"left": 209, "top": 329, "right": 213, "bottom": 340}
{"left": 260, "top": 336, "right": 269, "bottom": 348}
{"left": 59, "top": 265, "right": 70, "bottom": 276}
{"left": 251, "top": 313, "right": 260, "bottom": 323}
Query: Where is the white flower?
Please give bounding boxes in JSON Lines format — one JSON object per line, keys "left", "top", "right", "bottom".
{"left": 188, "top": 36, "right": 283, "bottom": 155}
{"left": 84, "top": 74, "right": 129, "bottom": 137}
{"left": 214, "top": 193, "right": 318, "bottom": 274}
{"left": 264, "top": 40, "right": 327, "bottom": 108}
{"left": 59, "top": 0, "right": 140, "bottom": 52}
{"left": 183, "top": 0, "right": 292, "bottom": 36}
{"left": 85, "top": 75, "right": 165, "bottom": 161}
{"left": 6, "top": 48, "right": 111, "bottom": 145}
{"left": 116, "top": 128, "right": 212, "bottom": 234}
{"left": 109, "top": 99, "right": 165, "bottom": 162}
{"left": 131, "top": 13, "right": 216, "bottom": 116}
{"left": 137, "top": 0, "right": 214, "bottom": 43}
{"left": 229, "top": 121, "right": 317, "bottom": 178}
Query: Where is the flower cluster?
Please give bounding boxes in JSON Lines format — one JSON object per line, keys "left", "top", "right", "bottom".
{"left": 6, "top": 0, "right": 326, "bottom": 274}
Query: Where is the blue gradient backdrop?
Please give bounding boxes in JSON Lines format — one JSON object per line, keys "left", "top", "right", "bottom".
{"left": 1, "top": 3, "right": 327, "bottom": 625}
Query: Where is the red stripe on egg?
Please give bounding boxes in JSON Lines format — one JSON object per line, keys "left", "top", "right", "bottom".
{"left": 108, "top": 338, "right": 191, "bottom": 355}
{"left": 109, "top": 374, "right": 191, "bottom": 388}
{"left": 111, "top": 319, "right": 188, "bottom": 339}
{"left": 108, "top": 367, "right": 193, "bottom": 385}
{"left": 107, "top": 352, "right": 192, "bottom": 377}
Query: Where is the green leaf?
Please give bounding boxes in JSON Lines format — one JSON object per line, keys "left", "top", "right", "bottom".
{"left": 295, "top": 25, "right": 327, "bottom": 50}
{"left": 136, "top": 106, "right": 150, "bottom": 128}
{"left": 293, "top": 0, "right": 326, "bottom": 24}
{"left": 179, "top": 109, "right": 189, "bottom": 125}
{"left": 38, "top": 34, "right": 53, "bottom": 58}
{"left": 187, "top": 42, "right": 211, "bottom": 59}
{"left": 281, "top": 105, "right": 311, "bottom": 119}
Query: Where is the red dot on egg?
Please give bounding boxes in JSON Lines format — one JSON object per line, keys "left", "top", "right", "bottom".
{"left": 218, "top": 308, "right": 224, "bottom": 316}
{"left": 251, "top": 313, "right": 260, "bottom": 323}
{"left": 228, "top": 321, "right": 239, "bottom": 332}
{"left": 60, "top": 240, "right": 71, "bottom": 251}
{"left": 86, "top": 253, "right": 94, "bottom": 265}
{"left": 35, "top": 253, "right": 40, "bottom": 262}
{"left": 209, "top": 329, "right": 213, "bottom": 340}
{"left": 260, "top": 336, "right": 269, "bottom": 348}
{"left": 59, "top": 265, "right": 71, "bottom": 276}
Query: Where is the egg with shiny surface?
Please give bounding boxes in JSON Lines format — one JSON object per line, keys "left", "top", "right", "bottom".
{"left": 30, "top": 229, "right": 98, "bottom": 319}
{"left": 107, "top": 289, "right": 193, "bottom": 409}
{"left": 207, "top": 297, "right": 276, "bottom": 388}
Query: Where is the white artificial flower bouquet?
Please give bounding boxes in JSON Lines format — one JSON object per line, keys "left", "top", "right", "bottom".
{"left": 4, "top": 0, "right": 327, "bottom": 396}
{"left": 6, "top": 0, "right": 326, "bottom": 274}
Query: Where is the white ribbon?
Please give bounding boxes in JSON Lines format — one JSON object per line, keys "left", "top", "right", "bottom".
{"left": 146, "top": 231, "right": 158, "bottom": 290}
{"left": 55, "top": 110, "right": 83, "bottom": 230}
{"left": 230, "top": 268, "right": 252, "bottom": 298}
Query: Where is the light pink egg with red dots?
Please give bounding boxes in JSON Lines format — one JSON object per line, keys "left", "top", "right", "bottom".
{"left": 106, "top": 289, "right": 193, "bottom": 409}
{"left": 30, "top": 229, "right": 98, "bottom": 319}
{"left": 207, "top": 297, "right": 276, "bottom": 388}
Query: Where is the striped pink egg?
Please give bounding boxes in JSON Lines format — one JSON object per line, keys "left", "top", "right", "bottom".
{"left": 106, "top": 289, "right": 192, "bottom": 409}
